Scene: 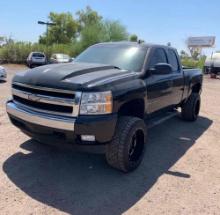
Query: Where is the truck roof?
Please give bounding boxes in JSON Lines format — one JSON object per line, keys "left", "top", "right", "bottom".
{"left": 92, "top": 41, "right": 176, "bottom": 50}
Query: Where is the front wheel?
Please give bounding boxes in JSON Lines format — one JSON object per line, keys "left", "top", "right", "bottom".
{"left": 106, "top": 117, "right": 147, "bottom": 172}
{"left": 181, "top": 93, "right": 201, "bottom": 121}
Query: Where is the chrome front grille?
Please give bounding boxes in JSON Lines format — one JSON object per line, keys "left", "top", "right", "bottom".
{"left": 12, "top": 82, "right": 81, "bottom": 117}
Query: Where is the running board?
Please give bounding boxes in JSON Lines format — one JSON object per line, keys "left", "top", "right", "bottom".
{"left": 146, "top": 111, "right": 178, "bottom": 129}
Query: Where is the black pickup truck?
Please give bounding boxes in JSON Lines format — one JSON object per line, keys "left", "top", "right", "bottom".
{"left": 6, "top": 42, "right": 203, "bottom": 172}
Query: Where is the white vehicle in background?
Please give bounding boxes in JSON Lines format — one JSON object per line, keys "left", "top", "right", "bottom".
{"left": 0, "top": 66, "right": 7, "bottom": 81}
{"left": 27, "top": 52, "right": 47, "bottom": 68}
{"left": 204, "top": 52, "right": 220, "bottom": 75}
{"left": 50, "top": 53, "right": 72, "bottom": 64}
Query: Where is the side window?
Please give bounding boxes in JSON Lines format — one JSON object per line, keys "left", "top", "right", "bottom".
{"left": 167, "top": 49, "right": 179, "bottom": 72}
{"left": 149, "top": 48, "right": 167, "bottom": 68}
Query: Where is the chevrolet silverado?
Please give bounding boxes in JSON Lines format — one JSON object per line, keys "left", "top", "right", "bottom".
{"left": 6, "top": 42, "right": 203, "bottom": 172}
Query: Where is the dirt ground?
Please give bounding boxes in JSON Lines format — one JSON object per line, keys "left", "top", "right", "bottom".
{"left": 0, "top": 64, "right": 220, "bottom": 215}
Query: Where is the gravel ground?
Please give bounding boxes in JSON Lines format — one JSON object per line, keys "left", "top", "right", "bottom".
{"left": 0, "top": 64, "right": 220, "bottom": 215}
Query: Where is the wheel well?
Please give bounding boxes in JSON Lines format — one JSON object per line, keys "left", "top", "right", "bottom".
{"left": 192, "top": 83, "right": 201, "bottom": 93}
{"left": 118, "top": 99, "right": 145, "bottom": 119}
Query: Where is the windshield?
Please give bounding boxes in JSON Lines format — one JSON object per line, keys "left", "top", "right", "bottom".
{"left": 75, "top": 45, "right": 147, "bottom": 72}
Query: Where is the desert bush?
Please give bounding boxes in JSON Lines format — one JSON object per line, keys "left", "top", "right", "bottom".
{"left": 0, "top": 42, "right": 81, "bottom": 64}
{"left": 181, "top": 57, "right": 206, "bottom": 69}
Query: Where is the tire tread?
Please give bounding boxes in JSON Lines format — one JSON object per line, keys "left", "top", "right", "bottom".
{"left": 106, "top": 116, "right": 146, "bottom": 172}
{"left": 182, "top": 93, "right": 200, "bottom": 121}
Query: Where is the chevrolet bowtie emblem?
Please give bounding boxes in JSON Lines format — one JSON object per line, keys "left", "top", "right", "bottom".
{"left": 28, "top": 94, "right": 41, "bottom": 102}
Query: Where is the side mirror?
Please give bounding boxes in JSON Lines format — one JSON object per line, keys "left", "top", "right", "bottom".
{"left": 150, "top": 63, "right": 173, "bottom": 75}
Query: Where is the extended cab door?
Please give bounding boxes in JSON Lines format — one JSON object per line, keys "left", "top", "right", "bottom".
{"left": 166, "top": 49, "right": 184, "bottom": 105}
{"left": 145, "top": 48, "right": 174, "bottom": 113}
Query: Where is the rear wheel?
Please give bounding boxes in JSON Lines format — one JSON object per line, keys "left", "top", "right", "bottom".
{"left": 106, "top": 117, "right": 147, "bottom": 172}
{"left": 181, "top": 93, "right": 201, "bottom": 121}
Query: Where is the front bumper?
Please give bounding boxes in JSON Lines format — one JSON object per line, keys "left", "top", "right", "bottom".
{"left": 6, "top": 102, "right": 75, "bottom": 131}
{"left": 6, "top": 101, "right": 117, "bottom": 144}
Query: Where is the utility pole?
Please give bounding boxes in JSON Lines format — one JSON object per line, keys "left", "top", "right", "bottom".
{"left": 38, "top": 21, "right": 56, "bottom": 57}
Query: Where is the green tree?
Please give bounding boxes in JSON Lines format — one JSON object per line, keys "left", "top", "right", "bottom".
{"left": 39, "top": 12, "right": 79, "bottom": 45}
{"left": 192, "top": 51, "right": 200, "bottom": 60}
{"left": 104, "top": 20, "right": 128, "bottom": 41}
{"left": 130, "top": 34, "right": 138, "bottom": 42}
{"left": 79, "top": 20, "right": 128, "bottom": 49}
{"left": 180, "top": 50, "right": 189, "bottom": 59}
{"left": 76, "top": 6, "right": 102, "bottom": 29}
{"left": 34, "top": 7, "right": 131, "bottom": 56}
{"left": 76, "top": 7, "right": 128, "bottom": 49}
{"left": 80, "top": 22, "right": 106, "bottom": 48}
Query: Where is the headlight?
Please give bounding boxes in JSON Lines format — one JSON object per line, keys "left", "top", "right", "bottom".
{"left": 80, "top": 91, "right": 113, "bottom": 115}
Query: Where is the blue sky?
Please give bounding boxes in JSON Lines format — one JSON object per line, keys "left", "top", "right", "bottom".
{"left": 0, "top": 0, "right": 219, "bottom": 55}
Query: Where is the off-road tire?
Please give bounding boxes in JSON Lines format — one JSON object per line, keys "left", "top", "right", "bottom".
{"left": 106, "top": 116, "right": 147, "bottom": 172}
{"left": 181, "top": 93, "right": 201, "bottom": 121}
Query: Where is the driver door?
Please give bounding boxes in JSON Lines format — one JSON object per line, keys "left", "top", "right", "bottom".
{"left": 145, "top": 48, "right": 174, "bottom": 113}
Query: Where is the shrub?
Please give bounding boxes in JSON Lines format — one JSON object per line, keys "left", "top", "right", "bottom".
{"left": 181, "top": 57, "right": 206, "bottom": 70}
{"left": 0, "top": 42, "right": 81, "bottom": 64}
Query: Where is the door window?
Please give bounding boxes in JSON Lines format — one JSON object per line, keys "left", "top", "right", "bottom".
{"left": 149, "top": 48, "right": 167, "bottom": 68}
{"left": 167, "top": 49, "right": 179, "bottom": 72}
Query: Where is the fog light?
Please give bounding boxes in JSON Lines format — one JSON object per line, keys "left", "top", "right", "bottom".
{"left": 81, "top": 135, "right": 95, "bottom": 142}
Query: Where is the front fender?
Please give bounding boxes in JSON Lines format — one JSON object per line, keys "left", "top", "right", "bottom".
{"left": 112, "top": 79, "right": 147, "bottom": 113}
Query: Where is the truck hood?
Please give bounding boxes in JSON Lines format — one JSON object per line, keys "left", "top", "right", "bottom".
{"left": 13, "top": 62, "right": 138, "bottom": 91}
